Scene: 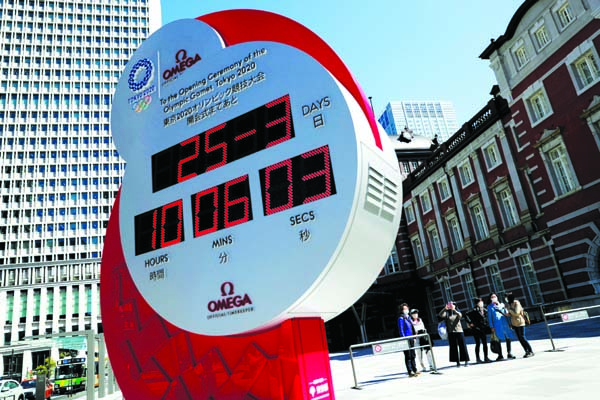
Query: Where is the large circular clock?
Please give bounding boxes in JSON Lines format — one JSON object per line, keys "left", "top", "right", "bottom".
{"left": 110, "top": 18, "right": 401, "bottom": 336}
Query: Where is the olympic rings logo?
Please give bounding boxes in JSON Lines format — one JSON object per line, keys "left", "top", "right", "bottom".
{"left": 128, "top": 58, "right": 154, "bottom": 92}
{"left": 132, "top": 95, "right": 152, "bottom": 113}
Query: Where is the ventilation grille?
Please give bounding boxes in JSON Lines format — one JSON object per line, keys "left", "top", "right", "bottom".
{"left": 364, "top": 166, "right": 398, "bottom": 222}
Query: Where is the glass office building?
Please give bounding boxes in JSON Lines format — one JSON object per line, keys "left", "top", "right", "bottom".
{"left": 0, "top": 0, "right": 161, "bottom": 377}
{"left": 378, "top": 100, "right": 459, "bottom": 143}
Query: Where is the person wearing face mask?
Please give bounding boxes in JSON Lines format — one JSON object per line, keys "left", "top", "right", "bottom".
{"left": 398, "top": 303, "right": 420, "bottom": 377}
{"left": 487, "top": 292, "right": 515, "bottom": 360}
{"left": 506, "top": 294, "right": 534, "bottom": 358}
{"left": 465, "top": 297, "right": 493, "bottom": 363}
{"left": 409, "top": 309, "right": 434, "bottom": 372}
{"left": 439, "top": 301, "right": 470, "bottom": 367}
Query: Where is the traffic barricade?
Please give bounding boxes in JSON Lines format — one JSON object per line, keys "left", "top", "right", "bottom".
{"left": 348, "top": 333, "right": 438, "bottom": 389}
{"left": 540, "top": 303, "right": 600, "bottom": 351}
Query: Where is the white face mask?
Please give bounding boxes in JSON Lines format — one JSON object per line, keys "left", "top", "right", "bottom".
{"left": 403, "top": 310, "right": 409, "bottom": 316}
{"left": 491, "top": 297, "right": 498, "bottom": 303}
{"left": 478, "top": 302, "right": 484, "bottom": 308}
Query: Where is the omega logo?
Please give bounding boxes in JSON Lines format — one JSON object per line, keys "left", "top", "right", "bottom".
{"left": 207, "top": 281, "right": 253, "bottom": 313}
{"left": 162, "top": 49, "right": 202, "bottom": 80}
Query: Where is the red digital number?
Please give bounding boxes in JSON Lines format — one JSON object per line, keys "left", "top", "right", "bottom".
{"left": 264, "top": 159, "right": 293, "bottom": 215}
{"left": 265, "top": 95, "right": 293, "bottom": 148}
{"left": 193, "top": 175, "right": 253, "bottom": 238}
{"left": 160, "top": 199, "right": 184, "bottom": 248}
{"left": 205, "top": 123, "right": 228, "bottom": 172}
{"left": 193, "top": 186, "right": 218, "bottom": 237}
{"left": 302, "top": 146, "right": 333, "bottom": 204}
{"left": 224, "top": 175, "right": 251, "bottom": 228}
{"left": 177, "top": 136, "right": 200, "bottom": 183}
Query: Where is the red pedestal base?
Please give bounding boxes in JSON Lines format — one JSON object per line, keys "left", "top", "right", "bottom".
{"left": 100, "top": 196, "right": 335, "bottom": 399}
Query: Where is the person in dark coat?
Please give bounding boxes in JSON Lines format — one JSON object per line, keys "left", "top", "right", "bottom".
{"left": 398, "top": 303, "right": 420, "bottom": 377}
{"left": 465, "top": 297, "right": 493, "bottom": 363}
{"left": 439, "top": 301, "right": 470, "bottom": 367}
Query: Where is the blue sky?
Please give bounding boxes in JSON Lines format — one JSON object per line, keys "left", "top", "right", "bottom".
{"left": 160, "top": 1, "right": 524, "bottom": 124}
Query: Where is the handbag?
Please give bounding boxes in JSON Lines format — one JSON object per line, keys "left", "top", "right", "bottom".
{"left": 490, "top": 333, "right": 501, "bottom": 354}
{"left": 437, "top": 321, "right": 448, "bottom": 340}
{"left": 522, "top": 310, "right": 531, "bottom": 325}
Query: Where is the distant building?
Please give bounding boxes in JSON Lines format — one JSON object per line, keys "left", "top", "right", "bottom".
{"left": 378, "top": 101, "right": 459, "bottom": 143}
{"left": 0, "top": 0, "right": 161, "bottom": 379}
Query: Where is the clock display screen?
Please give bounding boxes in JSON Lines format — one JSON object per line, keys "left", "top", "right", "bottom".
{"left": 151, "top": 94, "right": 295, "bottom": 192}
{"left": 134, "top": 199, "right": 184, "bottom": 256}
{"left": 191, "top": 174, "right": 253, "bottom": 238}
{"left": 259, "top": 145, "right": 336, "bottom": 216}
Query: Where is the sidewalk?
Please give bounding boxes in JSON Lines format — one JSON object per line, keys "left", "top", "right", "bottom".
{"left": 331, "top": 317, "right": 600, "bottom": 399}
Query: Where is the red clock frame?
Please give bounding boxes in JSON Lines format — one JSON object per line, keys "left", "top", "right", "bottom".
{"left": 101, "top": 9, "right": 384, "bottom": 400}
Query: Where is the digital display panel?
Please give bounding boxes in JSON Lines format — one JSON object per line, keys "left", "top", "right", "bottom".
{"left": 259, "top": 145, "right": 336, "bottom": 216}
{"left": 134, "top": 199, "right": 184, "bottom": 255}
{"left": 152, "top": 94, "right": 294, "bottom": 192}
{"left": 191, "top": 174, "right": 252, "bottom": 238}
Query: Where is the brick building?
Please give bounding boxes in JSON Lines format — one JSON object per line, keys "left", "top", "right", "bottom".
{"left": 326, "top": 0, "right": 600, "bottom": 349}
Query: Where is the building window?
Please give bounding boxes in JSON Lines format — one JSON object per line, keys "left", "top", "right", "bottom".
{"left": 462, "top": 272, "right": 478, "bottom": 307}
{"left": 420, "top": 191, "right": 432, "bottom": 213}
{"left": 459, "top": 161, "right": 474, "bottom": 187}
{"left": 384, "top": 245, "right": 400, "bottom": 274}
{"left": 496, "top": 188, "right": 520, "bottom": 228}
{"left": 438, "top": 178, "right": 451, "bottom": 201}
{"left": 442, "top": 279, "right": 453, "bottom": 304}
{"left": 469, "top": 202, "right": 489, "bottom": 241}
{"left": 533, "top": 25, "right": 551, "bottom": 50}
{"left": 518, "top": 254, "right": 543, "bottom": 304}
{"left": 447, "top": 215, "right": 464, "bottom": 251}
{"left": 483, "top": 142, "right": 501, "bottom": 170}
{"left": 404, "top": 203, "right": 415, "bottom": 224}
{"left": 513, "top": 43, "right": 529, "bottom": 69}
{"left": 488, "top": 264, "right": 506, "bottom": 295}
{"left": 545, "top": 144, "right": 578, "bottom": 196}
{"left": 427, "top": 225, "right": 443, "bottom": 260}
{"left": 527, "top": 90, "right": 552, "bottom": 124}
{"left": 555, "top": 1, "right": 574, "bottom": 30}
{"left": 411, "top": 236, "right": 425, "bottom": 267}
{"left": 571, "top": 51, "right": 600, "bottom": 90}
{"left": 6, "top": 291, "right": 14, "bottom": 322}
{"left": 47, "top": 288, "right": 54, "bottom": 316}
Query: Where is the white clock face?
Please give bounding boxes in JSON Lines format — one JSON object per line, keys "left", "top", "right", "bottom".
{"left": 111, "top": 19, "right": 401, "bottom": 336}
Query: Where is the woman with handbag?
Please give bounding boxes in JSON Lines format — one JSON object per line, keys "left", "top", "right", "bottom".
{"left": 507, "top": 294, "right": 535, "bottom": 358}
{"left": 410, "top": 309, "right": 434, "bottom": 372}
{"left": 439, "top": 301, "right": 470, "bottom": 367}
{"left": 487, "top": 292, "right": 515, "bottom": 361}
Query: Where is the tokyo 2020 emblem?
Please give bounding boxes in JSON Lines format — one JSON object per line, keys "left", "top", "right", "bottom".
{"left": 128, "top": 58, "right": 154, "bottom": 92}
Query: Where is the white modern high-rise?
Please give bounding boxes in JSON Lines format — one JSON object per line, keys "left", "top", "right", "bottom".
{"left": 0, "top": 0, "right": 161, "bottom": 379}
{"left": 378, "top": 101, "right": 459, "bottom": 143}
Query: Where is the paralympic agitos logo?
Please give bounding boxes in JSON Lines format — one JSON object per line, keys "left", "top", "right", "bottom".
{"left": 207, "top": 282, "right": 253, "bottom": 313}
{"left": 162, "top": 49, "right": 202, "bottom": 80}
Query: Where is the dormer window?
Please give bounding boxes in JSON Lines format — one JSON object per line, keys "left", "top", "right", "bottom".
{"left": 553, "top": 1, "right": 575, "bottom": 30}
{"left": 533, "top": 25, "right": 550, "bottom": 50}
{"left": 512, "top": 39, "right": 529, "bottom": 69}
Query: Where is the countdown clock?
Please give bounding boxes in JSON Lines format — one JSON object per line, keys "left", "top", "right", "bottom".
{"left": 109, "top": 17, "right": 401, "bottom": 337}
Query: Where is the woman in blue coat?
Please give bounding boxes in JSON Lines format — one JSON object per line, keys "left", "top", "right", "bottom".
{"left": 487, "top": 293, "right": 515, "bottom": 360}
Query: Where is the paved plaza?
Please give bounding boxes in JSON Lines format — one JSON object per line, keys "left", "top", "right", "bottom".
{"left": 95, "top": 318, "right": 600, "bottom": 399}
{"left": 331, "top": 318, "right": 600, "bottom": 399}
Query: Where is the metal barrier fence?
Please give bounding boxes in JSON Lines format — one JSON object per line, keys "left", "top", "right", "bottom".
{"left": 540, "top": 303, "right": 600, "bottom": 352}
{"left": 348, "top": 333, "right": 438, "bottom": 389}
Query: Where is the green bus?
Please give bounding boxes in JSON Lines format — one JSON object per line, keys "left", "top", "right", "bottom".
{"left": 53, "top": 357, "right": 87, "bottom": 394}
